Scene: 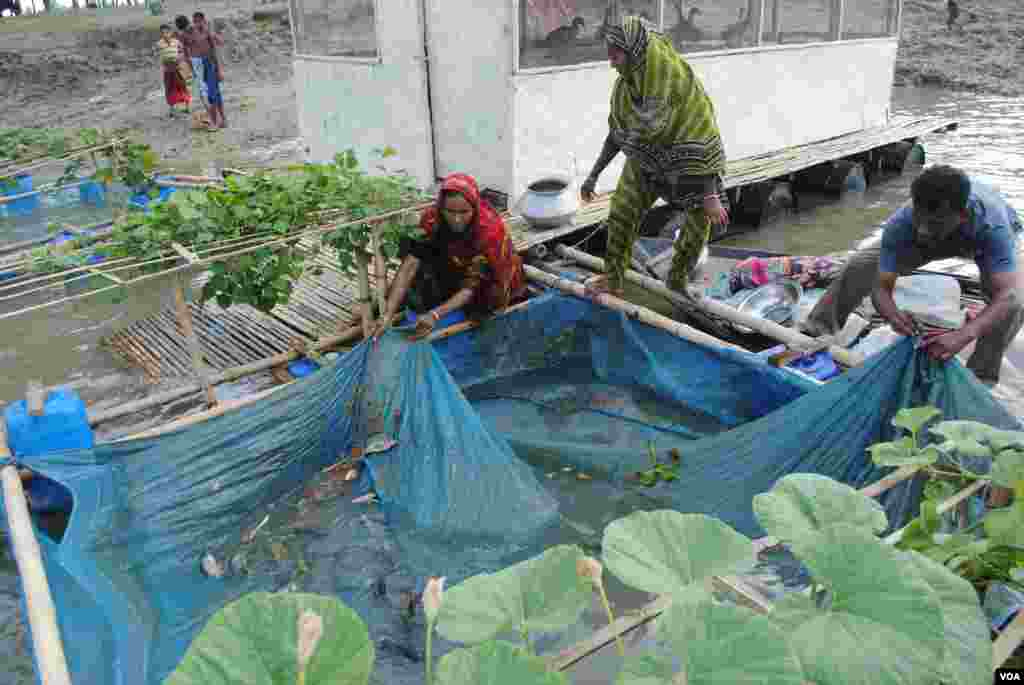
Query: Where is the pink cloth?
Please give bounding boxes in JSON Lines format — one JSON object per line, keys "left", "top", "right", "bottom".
{"left": 527, "top": 0, "right": 578, "bottom": 34}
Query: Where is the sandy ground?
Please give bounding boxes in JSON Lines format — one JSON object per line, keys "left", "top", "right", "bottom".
{"left": 0, "top": 0, "right": 304, "bottom": 172}
{"left": 894, "top": 0, "right": 1024, "bottom": 96}
{"left": 0, "top": 0, "right": 1020, "bottom": 174}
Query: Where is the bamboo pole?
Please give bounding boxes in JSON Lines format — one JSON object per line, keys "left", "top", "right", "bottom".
{"left": 370, "top": 226, "right": 388, "bottom": 318}
{"left": 993, "top": 610, "right": 1024, "bottom": 670}
{"left": 355, "top": 253, "right": 374, "bottom": 339}
{"left": 0, "top": 417, "right": 74, "bottom": 685}
{"left": 0, "top": 140, "right": 122, "bottom": 180}
{"left": 0, "top": 179, "right": 94, "bottom": 207}
{"left": 523, "top": 265, "right": 746, "bottom": 354}
{"left": 883, "top": 479, "right": 987, "bottom": 545}
{"left": 555, "top": 245, "right": 865, "bottom": 368}
{"left": 173, "top": 273, "right": 218, "bottom": 408}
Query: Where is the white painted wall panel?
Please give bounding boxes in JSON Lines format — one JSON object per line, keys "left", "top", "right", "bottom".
{"left": 511, "top": 39, "right": 897, "bottom": 201}
{"left": 424, "top": 0, "right": 515, "bottom": 195}
{"left": 293, "top": 0, "right": 435, "bottom": 188}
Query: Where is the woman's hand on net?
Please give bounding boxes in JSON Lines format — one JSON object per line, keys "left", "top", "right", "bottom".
{"left": 583, "top": 275, "right": 623, "bottom": 299}
{"left": 703, "top": 195, "right": 730, "bottom": 227}
{"left": 370, "top": 318, "right": 392, "bottom": 340}
{"left": 408, "top": 316, "right": 435, "bottom": 341}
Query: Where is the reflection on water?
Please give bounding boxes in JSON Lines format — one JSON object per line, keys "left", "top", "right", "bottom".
{"left": 0, "top": 86, "right": 1022, "bottom": 684}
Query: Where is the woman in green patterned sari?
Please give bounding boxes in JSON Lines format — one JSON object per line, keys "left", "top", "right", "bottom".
{"left": 581, "top": 15, "right": 730, "bottom": 296}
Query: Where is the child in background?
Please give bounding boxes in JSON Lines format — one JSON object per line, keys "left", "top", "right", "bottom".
{"left": 175, "top": 15, "right": 210, "bottom": 130}
{"left": 157, "top": 24, "right": 191, "bottom": 118}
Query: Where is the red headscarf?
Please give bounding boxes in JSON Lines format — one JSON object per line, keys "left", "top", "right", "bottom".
{"left": 419, "top": 173, "right": 525, "bottom": 313}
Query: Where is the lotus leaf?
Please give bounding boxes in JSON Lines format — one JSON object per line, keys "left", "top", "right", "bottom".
{"left": 891, "top": 406, "right": 942, "bottom": 436}
{"left": 435, "top": 545, "right": 591, "bottom": 645}
{"left": 614, "top": 654, "right": 677, "bottom": 685}
{"left": 752, "top": 473, "right": 888, "bottom": 543}
{"left": 929, "top": 421, "right": 996, "bottom": 458}
{"left": 867, "top": 436, "right": 941, "bottom": 467}
{"left": 434, "top": 640, "right": 567, "bottom": 685}
{"left": 602, "top": 511, "right": 754, "bottom": 596}
{"left": 989, "top": 430, "right": 1024, "bottom": 452}
{"left": 984, "top": 481, "right": 1024, "bottom": 548}
{"left": 787, "top": 524, "right": 946, "bottom": 684}
{"left": 653, "top": 592, "right": 804, "bottom": 685}
{"left": 165, "top": 592, "right": 374, "bottom": 685}
{"left": 898, "top": 550, "right": 992, "bottom": 685}
{"left": 992, "top": 449, "right": 1024, "bottom": 488}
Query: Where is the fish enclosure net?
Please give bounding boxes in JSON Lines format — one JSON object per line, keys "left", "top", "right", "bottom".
{"left": 2, "top": 292, "right": 1020, "bottom": 685}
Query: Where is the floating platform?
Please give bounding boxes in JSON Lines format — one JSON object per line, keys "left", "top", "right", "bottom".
{"left": 104, "top": 114, "right": 956, "bottom": 380}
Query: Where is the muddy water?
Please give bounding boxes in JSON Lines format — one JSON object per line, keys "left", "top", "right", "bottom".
{"left": 1, "top": 86, "right": 1023, "bottom": 683}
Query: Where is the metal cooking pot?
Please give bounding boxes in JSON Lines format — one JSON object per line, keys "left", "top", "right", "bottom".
{"left": 516, "top": 175, "right": 579, "bottom": 230}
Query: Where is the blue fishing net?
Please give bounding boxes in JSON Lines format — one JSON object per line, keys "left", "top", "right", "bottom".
{"left": 2, "top": 291, "right": 1019, "bottom": 685}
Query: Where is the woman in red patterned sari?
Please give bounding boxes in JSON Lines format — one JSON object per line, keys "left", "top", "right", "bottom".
{"left": 371, "top": 173, "right": 526, "bottom": 340}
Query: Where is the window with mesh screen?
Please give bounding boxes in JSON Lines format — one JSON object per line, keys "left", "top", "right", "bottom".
{"left": 290, "top": 0, "right": 377, "bottom": 58}
{"left": 843, "top": 0, "right": 898, "bottom": 39}
{"left": 663, "top": 0, "right": 759, "bottom": 53}
{"left": 517, "top": 0, "right": 658, "bottom": 70}
{"left": 760, "top": 0, "right": 837, "bottom": 46}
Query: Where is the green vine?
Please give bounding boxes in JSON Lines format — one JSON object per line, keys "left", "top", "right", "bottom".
{"left": 30, "top": 150, "right": 426, "bottom": 313}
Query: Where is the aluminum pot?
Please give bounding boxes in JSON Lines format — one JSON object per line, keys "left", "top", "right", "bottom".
{"left": 516, "top": 175, "right": 579, "bottom": 229}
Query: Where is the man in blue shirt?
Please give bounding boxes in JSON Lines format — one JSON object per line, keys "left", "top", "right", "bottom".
{"left": 803, "top": 165, "right": 1023, "bottom": 386}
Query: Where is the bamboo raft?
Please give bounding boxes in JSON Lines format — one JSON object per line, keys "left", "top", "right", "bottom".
{"left": 99, "top": 113, "right": 954, "bottom": 380}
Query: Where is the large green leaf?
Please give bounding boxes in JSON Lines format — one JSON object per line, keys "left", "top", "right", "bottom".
{"left": 992, "top": 449, "right": 1024, "bottom": 489}
{"left": 655, "top": 592, "right": 805, "bottom": 685}
{"left": 787, "top": 525, "right": 946, "bottom": 685}
{"left": 435, "top": 545, "right": 591, "bottom": 645}
{"left": 435, "top": 640, "right": 567, "bottom": 685}
{"left": 615, "top": 654, "right": 676, "bottom": 685}
{"left": 164, "top": 592, "right": 374, "bottom": 685}
{"left": 602, "top": 511, "right": 754, "bottom": 596}
{"left": 929, "top": 421, "right": 996, "bottom": 458}
{"left": 867, "top": 437, "right": 940, "bottom": 467}
{"left": 899, "top": 550, "right": 991, "bottom": 685}
{"left": 891, "top": 406, "right": 942, "bottom": 436}
{"left": 752, "top": 474, "right": 888, "bottom": 543}
{"left": 989, "top": 430, "right": 1024, "bottom": 452}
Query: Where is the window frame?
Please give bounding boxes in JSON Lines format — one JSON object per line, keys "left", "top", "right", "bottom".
{"left": 288, "top": 0, "right": 384, "bottom": 64}
{"left": 511, "top": 0, "right": 902, "bottom": 75}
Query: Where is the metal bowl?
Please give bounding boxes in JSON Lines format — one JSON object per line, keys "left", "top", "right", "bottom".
{"left": 731, "top": 281, "right": 803, "bottom": 334}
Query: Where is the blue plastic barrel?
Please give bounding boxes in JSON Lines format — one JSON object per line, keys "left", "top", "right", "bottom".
{"left": 78, "top": 180, "right": 107, "bottom": 208}
{"left": 2, "top": 174, "right": 39, "bottom": 217}
{"left": 3, "top": 388, "right": 93, "bottom": 514}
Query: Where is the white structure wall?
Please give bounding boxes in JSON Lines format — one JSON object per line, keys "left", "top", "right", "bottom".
{"left": 292, "top": 1, "right": 900, "bottom": 202}
{"left": 511, "top": 39, "right": 898, "bottom": 202}
{"left": 291, "top": 0, "right": 436, "bottom": 188}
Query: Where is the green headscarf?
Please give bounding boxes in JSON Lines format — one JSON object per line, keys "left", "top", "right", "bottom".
{"left": 605, "top": 16, "right": 726, "bottom": 178}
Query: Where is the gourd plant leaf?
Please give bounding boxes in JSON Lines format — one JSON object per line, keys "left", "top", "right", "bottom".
{"left": 991, "top": 449, "right": 1024, "bottom": 489}
{"left": 602, "top": 511, "right": 754, "bottom": 596}
{"left": 435, "top": 640, "right": 568, "bottom": 685}
{"left": 929, "top": 421, "right": 996, "bottom": 458}
{"left": 786, "top": 524, "right": 946, "bottom": 685}
{"left": 891, "top": 406, "right": 942, "bottom": 437}
{"left": 867, "top": 437, "right": 940, "bottom": 467}
{"left": 654, "top": 589, "right": 805, "bottom": 685}
{"left": 164, "top": 591, "right": 374, "bottom": 685}
{"left": 984, "top": 481, "right": 1024, "bottom": 548}
{"left": 752, "top": 473, "right": 888, "bottom": 543}
{"left": 782, "top": 524, "right": 950, "bottom": 679}
{"left": 898, "top": 550, "right": 992, "bottom": 685}
{"left": 435, "top": 545, "right": 591, "bottom": 645}
{"left": 895, "top": 499, "right": 942, "bottom": 553}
